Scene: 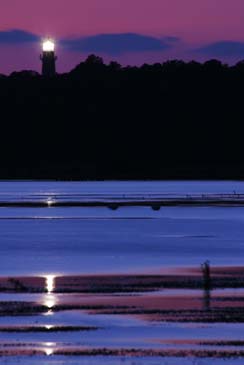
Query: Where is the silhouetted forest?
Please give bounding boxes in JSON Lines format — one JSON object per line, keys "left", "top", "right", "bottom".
{"left": 1, "top": 55, "right": 244, "bottom": 179}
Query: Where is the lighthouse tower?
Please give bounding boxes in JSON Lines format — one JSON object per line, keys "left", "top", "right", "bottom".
{"left": 41, "top": 40, "right": 57, "bottom": 77}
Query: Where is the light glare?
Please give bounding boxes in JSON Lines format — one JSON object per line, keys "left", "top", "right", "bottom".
{"left": 46, "top": 275, "right": 55, "bottom": 293}
{"left": 45, "top": 325, "right": 54, "bottom": 330}
{"left": 45, "top": 348, "right": 53, "bottom": 356}
{"left": 45, "top": 296, "right": 56, "bottom": 309}
{"left": 43, "top": 40, "right": 55, "bottom": 52}
{"left": 43, "top": 342, "right": 56, "bottom": 356}
{"left": 47, "top": 197, "right": 54, "bottom": 206}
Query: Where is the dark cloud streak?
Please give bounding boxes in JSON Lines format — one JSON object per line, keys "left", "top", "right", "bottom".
{"left": 0, "top": 30, "right": 179, "bottom": 55}
{"left": 196, "top": 41, "right": 244, "bottom": 57}
{"left": 0, "top": 29, "right": 39, "bottom": 44}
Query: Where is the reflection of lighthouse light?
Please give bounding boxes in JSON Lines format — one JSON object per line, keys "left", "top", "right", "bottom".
{"left": 45, "top": 325, "right": 54, "bottom": 330}
{"left": 43, "top": 40, "right": 55, "bottom": 52}
{"left": 45, "top": 297, "right": 55, "bottom": 309}
{"left": 45, "top": 348, "right": 53, "bottom": 356}
{"left": 43, "top": 342, "right": 56, "bottom": 356}
{"left": 47, "top": 198, "right": 54, "bottom": 207}
{"left": 46, "top": 275, "right": 55, "bottom": 293}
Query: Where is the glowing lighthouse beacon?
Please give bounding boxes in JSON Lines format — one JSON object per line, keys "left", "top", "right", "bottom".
{"left": 41, "top": 39, "right": 57, "bottom": 77}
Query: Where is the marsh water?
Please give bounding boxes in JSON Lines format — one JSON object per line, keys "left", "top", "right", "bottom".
{"left": 0, "top": 181, "right": 244, "bottom": 364}
{"left": 1, "top": 180, "right": 244, "bottom": 276}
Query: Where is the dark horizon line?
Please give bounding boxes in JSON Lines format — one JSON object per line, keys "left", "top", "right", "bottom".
{"left": 1, "top": 56, "right": 244, "bottom": 77}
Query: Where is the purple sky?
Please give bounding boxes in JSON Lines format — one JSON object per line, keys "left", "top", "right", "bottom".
{"left": 0, "top": 0, "right": 244, "bottom": 74}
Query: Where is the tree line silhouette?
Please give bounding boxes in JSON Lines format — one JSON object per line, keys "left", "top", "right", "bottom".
{"left": 0, "top": 55, "right": 244, "bottom": 179}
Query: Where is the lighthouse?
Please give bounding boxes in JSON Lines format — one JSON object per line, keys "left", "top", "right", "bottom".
{"left": 41, "top": 40, "right": 57, "bottom": 77}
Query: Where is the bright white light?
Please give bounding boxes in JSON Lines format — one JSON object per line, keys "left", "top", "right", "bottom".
{"left": 47, "top": 198, "right": 54, "bottom": 207}
{"left": 43, "top": 39, "right": 55, "bottom": 52}
{"left": 46, "top": 275, "right": 55, "bottom": 293}
{"left": 45, "top": 348, "right": 53, "bottom": 356}
{"left": 43, "top": 342, "right": 56, "bottom": 356}
{"left": 45, "top": 342, "right": 55, "bottom": 347}
{"left": 45, "top": 296, "right": 56, "bottom": 309}
{"left": 45, "top": 325, "right": 54, "bottom": 330}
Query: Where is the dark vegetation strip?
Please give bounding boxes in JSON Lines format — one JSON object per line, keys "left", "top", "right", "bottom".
{"left": 0, "top": 199, "right": 244, "bottom": 208}
{"left": 1, "top": 348, "right": 244, "bottom": 358}
{"left": 54, "top": 349, "right": 244, "bottom": 358}
{"left": 53, "top": 349, "right": 244, "bottom": 358}
{"left": 3, "top": 275, "right": 244, "bottom": 293}
{"left": 199, "top": 341, "right": 244, "bottom": 346}
{"left": 0, "top": 302, "right": 136, "bottom": 315}
{"left": 86, "top": 307, "right": 244, "bottom": 323}
{"left": 0, "top": 326, "right": 99, "bottom": 332}
{"left": 1, "top": 301, "right": 244, "bottom": 323}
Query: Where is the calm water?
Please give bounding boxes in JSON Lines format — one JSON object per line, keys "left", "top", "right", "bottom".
{"left": 0, "top": 180, "right": 243, "bottom": 275}
{"left": 0, "top": 181, "right": 243, "bottom": 365}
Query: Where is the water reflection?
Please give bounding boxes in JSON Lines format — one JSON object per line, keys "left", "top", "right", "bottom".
{"left": 46, "top": 275, "right": 55, "bottom": 293}
{"left": 45, "top": 325, "right": 54, "bottom": 330}
{"left": 45, "top": 295, "right": 56, "bottom": 309}
{"left": 201, "top": 261, "right": 211, "bottom": 311}
{"left": 203, "top": 288, "right": 211, "bottom": 311}
{"left": 43, "top": 275, "right": 57, "bottom": 315}
{"left": 47, "top": 197, "right": 55, "bottom": 207}
{"left": 45, "top": 348, "right": 54, "bottom": 356}
{"left": 43, "top": 342, "right": 56, "bottom": 356}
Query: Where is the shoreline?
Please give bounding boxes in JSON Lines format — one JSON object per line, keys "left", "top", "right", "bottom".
{"left": 0, "top": 266, "right": 244, "bottom": 361}
{"left": 0, "top": 265, "right": 243, "bottom": 292}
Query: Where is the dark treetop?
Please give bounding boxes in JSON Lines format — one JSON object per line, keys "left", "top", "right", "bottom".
{"left": 1, "top": 55, "right": 244, "bottom": 180}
